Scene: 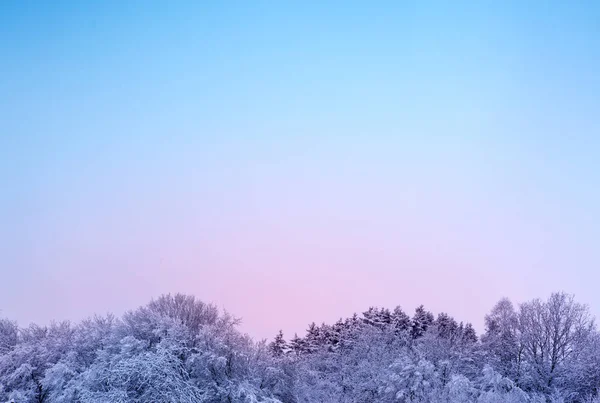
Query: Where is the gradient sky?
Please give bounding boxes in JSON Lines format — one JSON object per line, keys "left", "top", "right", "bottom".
{"left": 1, "top": 1, "right": 599, "bottom": 341}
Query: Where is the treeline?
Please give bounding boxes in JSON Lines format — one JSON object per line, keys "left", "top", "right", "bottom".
{"left": 0, "top": 292, "right": 599, "bottom": 402}
{"left": 270, "top": 305, "right": 477, "bottom": 357}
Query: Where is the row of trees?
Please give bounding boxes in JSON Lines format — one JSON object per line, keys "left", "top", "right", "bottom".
{"left": 269, "top": 305, "right": 477, "bottom": 358}
{"left": 0, "top": 292, "right": 598, "bottom": 402}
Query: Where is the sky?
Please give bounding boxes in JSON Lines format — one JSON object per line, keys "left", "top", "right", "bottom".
{"left": 1, "top": 1, "right": 599, "bottom": 341}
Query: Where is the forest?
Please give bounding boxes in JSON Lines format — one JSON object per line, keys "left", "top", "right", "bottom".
{"left": 0, "top": 292, "right": 599, "bottom": 402}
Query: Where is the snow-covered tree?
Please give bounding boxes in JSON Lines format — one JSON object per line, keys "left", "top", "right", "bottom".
{"left": 518, "top": 292, "right": 595, "bottom": 393}
{"left": 392, "top": 307, "right": 412, "bottom": 335}
{"left": 268, "top": 330, "right": 288, "bottom": 357}
{"left": 0, "top": 291, "right": 598, "bottom": 403}
{"left": 0, "top": 320, "right": 17, "bottom": 355}
{"left": 411, "top": 305, "right": 434, "bottom": 339}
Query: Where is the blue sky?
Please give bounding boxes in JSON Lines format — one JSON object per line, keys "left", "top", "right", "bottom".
{"left": 1, "top": 1, "right": 599, "bottom": 339}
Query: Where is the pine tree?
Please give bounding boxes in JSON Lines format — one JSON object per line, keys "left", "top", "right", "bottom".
{"left": 329, "top": 319, "right": 344, "bottom": 349}
{"left": 435, "top": 312, "right": 459, "bottom": 341}
{"left": 317, "top": 323, "right": 332, "bottom": 346}
{"left": 378, "top": 308, "right": 392, "bottom": 326}
{"left": 363, "top": 307, "right": 393, "bottom": 329}
{"left": 362, "top": 307, "right": 379, "bottom": 327}
{"left": 411, "top": 305, "right": 434, "bottom": 339}
{"left": 268, "top": 330, "right": 288, "bottom": 357}
{"left": 392, "top": 306, "right": 411, "bottom": 334}
{"left": 304, "top": 322, "right": 320, "bottom": 353}
{"left": 289, "top": 333, "right": 305, "bottom": 356}
{"left": 462, "top": 323, "right": 478, "bottom": 343}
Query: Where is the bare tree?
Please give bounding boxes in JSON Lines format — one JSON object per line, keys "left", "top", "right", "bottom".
{"left": 519, "top": 292, "right": 595, "bottom": 390}
{"left": 0, "top": 319, "right": 18, "bottom": 354}
{"left": 482, "top": 298, "right": 524, "bottom": 382}
{"left": 147, "top": 293, "right": 220, "bottom": 333}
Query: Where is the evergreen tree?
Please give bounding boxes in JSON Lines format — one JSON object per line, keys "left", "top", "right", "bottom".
{"left": 363, "top": 307, "right": 393, "bottom": 329}
{"left": 2, "top": 292, "right": 598, "bottom": 403}
{"left": 378, "top": 308, "right": 392, "bottom": 326}
{"left": 462, "top": 323, "right": 478, "bottom": 343}
{"left": 328, "top": 319, "right": 344, "bottom": 348}
{"left": 304, "top": 323, "right": 320, "bottom": 353}
{"left": 344, "top": 313, "right": 362, "bottom": 334}
{"left": 392, "top": 306, "right": 411, "bottom": 334}
{"left": 411, "top": 305, "right": 434, "bottom": 339}
{"left": 268, "top": 330, "right": 288, "bottom": 357}
{"left": 316, "top": 323, "right": 332, "bottom": 347}
{"left": 362, "top": 307, "right": 379, "bottom": 327}
{"left": 435, "top": 312, "right": 459, "bottom": 342}
{"left": 289, "top": 333, "right": 305, "bottom": 356}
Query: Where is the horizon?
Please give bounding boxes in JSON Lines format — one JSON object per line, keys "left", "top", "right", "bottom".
{"left": 0, "top": 290, "right": 596, "bottom": 344}
{"left": 2, "top": 1, "right": 599, "bottom": 342}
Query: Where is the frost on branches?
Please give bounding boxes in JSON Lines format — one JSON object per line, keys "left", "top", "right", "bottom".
{"left": 0, "top": 292, "right": 599, "bottom": 402}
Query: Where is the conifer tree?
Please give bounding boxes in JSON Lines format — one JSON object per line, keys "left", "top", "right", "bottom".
{"left": 411, "top": 305, "right": 434, "bottom": 339}
{"left": 289, "top": 333, "right": 305, "bottom": 356}
{"left": 463, "top": 323, "right": 478, "bottom": 343}
{"left": 268, "top": 330, "right": 288, "bottom": 357}
{"left": 304, "top": 322, "right": 320, "bottom": 353}
{"left": 392, "top": 306, "right": 411, "bottom": 334}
